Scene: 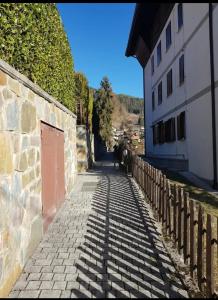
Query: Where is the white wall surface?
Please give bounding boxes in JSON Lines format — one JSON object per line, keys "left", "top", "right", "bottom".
{"left": 143, "top": 3, "right": 218, "bottom": 182}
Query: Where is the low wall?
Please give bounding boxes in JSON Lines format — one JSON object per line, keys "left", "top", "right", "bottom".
{"left": 76, "top": 125, "right": 94, "bottom": 173}
{"left": 0, "top": 59, "right": 77, "bottom": 297}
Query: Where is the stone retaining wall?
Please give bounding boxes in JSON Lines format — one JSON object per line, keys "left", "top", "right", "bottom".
{"left": 0, "top": 59, "right": 77, "bottom": 297}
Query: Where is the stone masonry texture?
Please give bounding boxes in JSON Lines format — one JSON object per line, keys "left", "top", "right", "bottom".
{"left": 9, "top": 163, "right": 189, "bottom": 298}
{"left": 0, "top": 61, "right": 77, "bottom": 297}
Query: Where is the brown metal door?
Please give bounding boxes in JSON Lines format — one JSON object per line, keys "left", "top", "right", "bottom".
{"left": 41, "top": 122, "right": 65, "bottom": 232}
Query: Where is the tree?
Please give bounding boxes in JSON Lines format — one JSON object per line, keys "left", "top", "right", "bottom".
{"left": 87, "top": 89, "right": 94, "bottom": 132}
{"left": 74, "top": 72, "right": 89, "bottom": 124}
{"left": 94, "top": 77, "right": 114, "bottom": 147}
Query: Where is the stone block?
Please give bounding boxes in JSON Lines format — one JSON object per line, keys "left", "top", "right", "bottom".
{"left": 0, "top": 133, "right": 13, "bottom": 174}
{"left": 30, "top": 136, "right": 40, "bottom": 147}
{"left": 0, "top": 263, "right": 22, "bottom": 298}
{"left": 0, "top": 92, "right": 3, "bottom": 109}
{"left": 28, "top": 195, "right": 41, "bottom": 217}
{"left": 2, "top": 88, "right": 13, "bottom": 100}
{"left": 8, "top": 77, "right": 21, "bottom": 96}
{"left": 18, "top": 290, "right": 40, "bottom": 298}
{"left": 6, "top": 101, "right": 19, "bottom": 130}
{"left": 11, "top": 172, "right": 22, "bottom": 199}
{"left": 0, "top": 71, "right": 7, "bottom": 85}
{"left": 11, "top": 205, "right": 24, "bottom": 227}
{"left": 22, "top": 169, "right": 35, "bottom": 188}
{"left": 39, "top": 290, "right": 61, "bottom": 298}
{"left": 22, "top": 135, "right": 29, "bottom": 150}
{"left": 0, "top": 256, "right": 3, "bottom": 283}
{"left": 26, "top": 216, "right": 43, "bottom": 260}
{"left": 17, "top": 152, "right": 28, "bottom": 172}
{"left": 12, "top": 133, "right": 21, "bottom": 153}
{"left": 28, "top": 90, "right": 35, "bottom": 101}
{"left": 21, "top": 102, "right": 36, "bottom": 133}
{"left": 28, "top": 148, "right": 35, "bottom": 166}
{"left": 21, "top": 85, "right": 28, "bottom": 98}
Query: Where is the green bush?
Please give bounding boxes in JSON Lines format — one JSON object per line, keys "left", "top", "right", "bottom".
{"left": 0, "top": 3, "right": 75, "bottom": 112}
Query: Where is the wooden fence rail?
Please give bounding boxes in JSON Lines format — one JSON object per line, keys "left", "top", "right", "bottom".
{"left": 130, "top": 154, "right": 218, "bottom": 298}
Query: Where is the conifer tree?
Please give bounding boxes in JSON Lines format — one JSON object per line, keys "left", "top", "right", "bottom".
{"left": 95, "top": 77, "right": 114, "bottom": 147}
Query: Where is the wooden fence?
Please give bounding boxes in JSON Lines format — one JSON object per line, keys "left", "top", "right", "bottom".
{"left": 131, "top": 154, "right": 218, "bottom": 298}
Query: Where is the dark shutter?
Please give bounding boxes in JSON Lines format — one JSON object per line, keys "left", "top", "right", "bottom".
{"left": 177, "top": 111, "right": 186, "bottom": 140}
{"left": 157, "top": 41, "right": 162, "bottom": 65}
{"left": 177, "top": 114, "right": 181, "bottom": 139}
{"left": 152, "top": 125, "right": 156, "bottom": 145}
{"left": 171, "top": 118, "right": 176, "bottom": 141}
{"left": 166, "top": 21, "right": 172, "bottom": 50}
{"left": 158, "top": 81, "right": 162, "bottom": 104}
{"left": 178, "top": 3, "right": 183, "bottom": 30}
{"left": 179, "top": 55, "right": 184, "bottom": 84}
{"left": 152, "top": 91, "right": 155, "bottom": 111}
{"left": 151, "top": 55, "right": 154, "bottom": 75}
{"left": 167, "top": 69, "right": 173, "bottom": 96}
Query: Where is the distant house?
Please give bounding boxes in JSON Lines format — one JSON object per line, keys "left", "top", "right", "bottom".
{"left": 125, "top": 3, "right": 218, "bottom": 187}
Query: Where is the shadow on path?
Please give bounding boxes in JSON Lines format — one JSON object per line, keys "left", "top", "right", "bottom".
{"left": 72, "top": 165, "right": 188, "bottom": 298}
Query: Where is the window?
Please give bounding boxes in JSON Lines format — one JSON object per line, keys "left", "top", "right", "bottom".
{"left": 153, "top": 122, "right": 165, "bottom": 144}
{"left": 158, "top": 121, "right": 165, "bottom": 144}
{"left": 152, "top": 125, "right": 158, "bottom": 145}
{"left": 166, "top": 22, "right": 172, "bottom": 50}
{"left": 165, "top": 118, "right": 176, "bottom": 142}
{"left": 179, "top": 54, "right": 184, "bottom": 84}
{"left": 167, "top": 69, "right": 173, "bottom": 96}
{"left": 158, "top": 81, "right": 162, "bottom": 105}
{"left": 152, "top": 91, "right": 155, "bottom": 111}
{"left": 151, "top": 55, "right": 154, "bottom": 75}
{"left": 177, "top": 111, "right": 186, "bottom": 140}
{"left": 157, "top": 41, "right": 162, "bottom": 65}
{"left": 178, "top": 4, "right": 183, "bottom": 30}
{"left": 152, "top": 125, "right": 156, "bottom": 145}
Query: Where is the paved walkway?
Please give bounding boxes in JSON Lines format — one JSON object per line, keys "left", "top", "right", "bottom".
{"left": 9, "top": 162, "right": 189, "bottom": 298}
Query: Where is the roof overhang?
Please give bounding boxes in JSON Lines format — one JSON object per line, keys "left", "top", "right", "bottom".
{"left": 125, "top": 3, "right": 175, "bottom": 68}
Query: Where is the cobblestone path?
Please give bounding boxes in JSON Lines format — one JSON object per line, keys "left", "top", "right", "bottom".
{"left": 9, "top": 163, "right": 189, "bottom": 298}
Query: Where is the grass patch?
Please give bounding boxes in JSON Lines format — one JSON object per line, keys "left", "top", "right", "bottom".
{"left": 161, "top": 169, "right": 218, "bottom": 217}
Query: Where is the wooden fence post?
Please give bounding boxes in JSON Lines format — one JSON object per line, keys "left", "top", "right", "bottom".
{"left": 197, "top": 205, "right": 204, "bottom": 291}
{"left": 173, "top": 184, "right": 178, "bottom": 243}
{"left": 206, "top": 214, "right": 214, "bottom": 297}
{"left": 183, "top": 192, "right": 189, "bottom": 263}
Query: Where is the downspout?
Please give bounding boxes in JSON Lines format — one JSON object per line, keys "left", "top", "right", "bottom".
{"left": 133, "top": 54, "right": 146, "bottom": 157}
{"left": 209, "top": 3, "right": 217, "bottom": 189}
{"left": 142, "top": 67, "right": 146, "bottom": 157}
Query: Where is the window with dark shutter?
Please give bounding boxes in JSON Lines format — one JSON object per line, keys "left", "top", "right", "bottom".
{"left": 152, "top": 125, "right": 156, "bottom": 145}
{"left": 177, "top": 111, "right": 186, "bottom": 140}
{"left": 165, "top": 118, "right": 176, "bottom": 142}
{"left": 178, "top": 3, "right": 183, "bottom": 30}
{"left": 158, "top": 81, "right": 162, "bottom": 105}
{"left": 166, "top": 22, "right": 172, "bottom": 50}
{"left": 167, "top": 69, "right": 173, "bottom": 96}
{"left": 179, "top": 54, "right": 184, "bottom": 85}
{"left": 157, "top": 41, "right": 162, "bottom": 65}
{"left": 157, "top": 121, "right": 164, "bottom": 144}
{"left": 151, "top": 55, "right": 154, "bottom": 75}
{"left": 171, "top": 118, "right": 176, "bottom": 141}
{"left": 152, "top": 91, "right": 155, "bottom": 111}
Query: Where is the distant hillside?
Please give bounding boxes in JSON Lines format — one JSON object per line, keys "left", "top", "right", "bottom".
{"left": 91, "top": 87, "right": 144, "bottom": 130}
{"left": 90, "top": 88, "right": 144, "bottom": 115}
{"left": 116, "top": 94, "right": 144, "bottom": 114}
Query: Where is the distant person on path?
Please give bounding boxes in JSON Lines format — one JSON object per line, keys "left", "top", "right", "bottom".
{"left": 113, "top": 144, "right": 119, "bottom": 168}
{"left": 122, "top": 145, "right": 129, "bottom": 173}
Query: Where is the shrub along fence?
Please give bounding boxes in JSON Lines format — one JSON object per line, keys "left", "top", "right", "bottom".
{"left": 131, "top": 154, "right": 218, "bottom": 298}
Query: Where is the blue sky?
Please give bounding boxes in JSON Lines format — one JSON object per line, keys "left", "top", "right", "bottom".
{"left": 57, "top": 3, "right": 143, "bottom": 98}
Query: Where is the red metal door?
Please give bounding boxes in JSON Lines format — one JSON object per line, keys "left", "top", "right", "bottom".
{"left": 41, "top": 122, "right": 65, "bottom": 232}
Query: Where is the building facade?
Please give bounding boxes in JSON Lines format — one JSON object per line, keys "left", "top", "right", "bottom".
{"left": 126, "top": 3, "right": 218, "bottom": 186}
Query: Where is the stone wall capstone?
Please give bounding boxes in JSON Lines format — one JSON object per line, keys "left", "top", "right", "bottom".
{"left": 0, "top": 59, "right": 77, "bottom": 297}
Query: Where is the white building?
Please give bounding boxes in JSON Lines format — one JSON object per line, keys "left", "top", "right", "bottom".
{"left": 126, "top": 3, "right": 218, "bottom": 187}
